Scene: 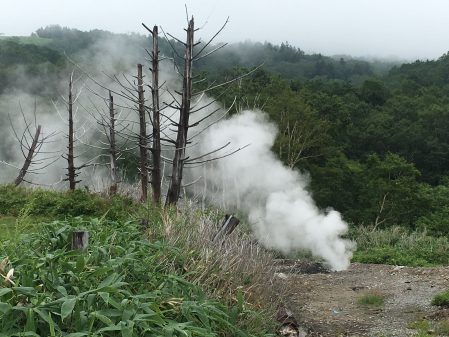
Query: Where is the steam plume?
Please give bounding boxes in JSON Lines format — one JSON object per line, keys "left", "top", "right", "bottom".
{"left": 194, "top": 110, "right": 354, "bottom": 270}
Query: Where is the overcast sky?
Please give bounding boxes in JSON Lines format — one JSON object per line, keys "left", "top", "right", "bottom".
{"left": 1, "top": 0, "right": 448, "bottom": 60}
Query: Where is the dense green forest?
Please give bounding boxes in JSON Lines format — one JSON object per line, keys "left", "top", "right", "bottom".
{"left": 1, "top": 25, "right": 449, "bottom": 236}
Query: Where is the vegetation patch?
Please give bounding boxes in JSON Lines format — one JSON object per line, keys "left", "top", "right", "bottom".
{"left": 408, "top": 318, "right": 449, "bottom": 337}
{"left": 0, "top": 185, "right": 136, "bottom": 221}
{"left": 432, "top": 290, "right": 449, "bottom": 307}
{"left": 0, "top": 216, "right": 16, "bottom": 241}
{"left": 0, "top": 217, "right": 273, "bottom": 336}
{"left": 351, "top": 226, "right": 449, "bottom": 266}
{"left": 357, "top": 292, "right": 385, "bottom": 308}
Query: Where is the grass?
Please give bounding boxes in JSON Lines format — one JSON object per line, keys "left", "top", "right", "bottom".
{"left": 0, "top": 184, "right": 136, "bottom": 221}
{"left": 351, "top": 226, "right": 449, "bottom": 266}
{"left": 432, "top": 289, "right": 449, "bottom": 307}
{"left": 0, "top": 216, "right": 16, "bottom": 241}
{"left": 0, "top": 218, "right": 274, "bottom": 336}
{"left": 0, "top": 186, "right": 283, "bottom": 336}
{"left": 357, "top": 291, "right": 385, "bottom": 308}
{"left": 409, "top": 319, "right": 449, "bottom": 337}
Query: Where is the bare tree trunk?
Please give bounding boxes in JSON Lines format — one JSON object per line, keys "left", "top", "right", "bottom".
{"left": 67, "top": 74, "right": 77, "bottom": 190}
{"left": 108, "top": 91, "right": 118, "bottom": 195}
{"left": 166, "top": 18, "right": 194, "bottom": 206}
{"left": 14, "top": 125, "right": 41, "bottom": 186}
{"left": 150, "top": 26, "right": 162, "bottom": 204}
{"left": 138, "top": 64, "right": 149, "bottom": 201}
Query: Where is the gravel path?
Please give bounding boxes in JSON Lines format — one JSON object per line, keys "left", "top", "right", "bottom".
{"left": 278, "top": 263, "right": 449, "bottom": 336}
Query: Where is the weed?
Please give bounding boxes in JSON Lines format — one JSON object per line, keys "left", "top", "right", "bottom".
{"left": 357, "top": 291, "right": 385, "bottom": 308}
{"left": 0, "top": 218, "right": 273, "bottom": 336}
{"left": 351, "top": 226, "right": 449, "bottom": 266}
{"left": 432, "top": 289, "right": 449, "bottom": 307}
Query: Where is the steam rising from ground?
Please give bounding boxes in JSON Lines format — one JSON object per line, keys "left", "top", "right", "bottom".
{"left": 194, "top": 110, "right": 354, "bottom": 270}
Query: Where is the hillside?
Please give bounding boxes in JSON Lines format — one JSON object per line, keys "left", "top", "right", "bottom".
{"left": 1, "top": 26, "right": 449, "bottom": 235}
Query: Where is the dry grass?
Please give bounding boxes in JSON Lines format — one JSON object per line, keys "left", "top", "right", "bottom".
{"left": 149, "top": 201, "right": 295, "bottom": 325}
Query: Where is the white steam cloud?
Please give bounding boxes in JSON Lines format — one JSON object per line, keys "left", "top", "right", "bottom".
{"left": 194, "top": 110, "right": 354, "bottom": 270}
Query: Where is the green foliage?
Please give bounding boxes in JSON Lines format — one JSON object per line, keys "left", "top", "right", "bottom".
{"left": 432, "top": 290, "right": 449, "bottom": 307}
{"left": 0, "top": 216, "right": 16, "bottom": 241}
{"left": 360, "top": 79, "right": 390, "bottom": 106}
{"left": 351, "top": 226, "right": 449, "bottom": 266}
{"left": 357, "top": 292, "right": 384, "bottom": 307}
{"left": 409, "top": 318, "right": 449, "bottom": 337}
{"left": 0, "top": 218, "right": 271, "bottom": 336}
{"left": 0, "top": 185, "right": 135, "bottom": 221}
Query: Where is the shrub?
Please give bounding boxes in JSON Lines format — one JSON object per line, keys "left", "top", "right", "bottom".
{"left": 432, "top": 289, "right": 449, "bottom": 307}
{"left": 357, "top": 292, "right": 385, "bottom": 307}
{"left": 0, "top": 185, "right": 136, "bottom": 221}
{"left": 0, "top": 185, "right": 29, "bottom": 216}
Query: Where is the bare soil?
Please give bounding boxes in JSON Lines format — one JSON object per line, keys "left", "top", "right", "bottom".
{"left": 278, "top": 262, "right": 449, "bottom": 337}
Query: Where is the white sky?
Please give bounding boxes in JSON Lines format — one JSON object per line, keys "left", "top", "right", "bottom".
{"left": 1, "top": 0, "right": 448, "bottom": 60}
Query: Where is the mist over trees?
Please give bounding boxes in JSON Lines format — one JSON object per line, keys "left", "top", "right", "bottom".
{"left": 1, "top": 24, "right": 449, "bottom": 234}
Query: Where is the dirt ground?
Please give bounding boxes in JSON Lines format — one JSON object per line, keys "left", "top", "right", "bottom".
{"left": 277, "top": 262, "right": 449, "bottom": 337}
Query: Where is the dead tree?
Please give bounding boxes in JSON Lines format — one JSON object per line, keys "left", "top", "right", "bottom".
{"left": 76, "top": 87, "right": 135, "bottom": 195}
{"left": 59, "top": 71, "right": 86, "bottom": 190}
{"left": 15, "top": 125, "right": 42, "bottom": 186}
{"left": 1, "top": 104, "right": 59, "bottom": 186}
{"left": 150, "top": 25, "right": 162, "bottom": 204}
{"left": 165, "top": 18, "right": 194, "bottom": 205}
{"left": 137, "top": 63, "right": 149, "bottom": 201}
{"left": 163, "top": 16, "right": 251, "bottom": 206}
{"left": 67, "top": 74, "right": 77, "bottom": 189}
{"left": 141, "top": 23, "right": 163, "bottom": 204}
{"left": 108, "top": 91, "right": 119, "bottom": 194}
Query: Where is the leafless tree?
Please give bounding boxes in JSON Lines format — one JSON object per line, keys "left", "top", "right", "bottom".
{"left": 0, "top": 103, "right": 59, "bottom": 186}
{"left": 142, "top": 24, "right": 163, "bottom": 204}
{"left": 57, "top": 71, "right": 87, "bottom": 190}
{"left": 163, "top": 15, "right": 253, "bottom": 206}
{"left": 78, "top": 89, "right": 134, "bottom": 195}
{"left": 137, "top": 63, "right": 150, "bottom": 201}
{"left": 278, "top": 111, "right": 328, "bottom": 169}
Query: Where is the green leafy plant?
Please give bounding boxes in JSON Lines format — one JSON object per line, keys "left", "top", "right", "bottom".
{"left": 0, "top": 217, "right": 273, "bottom": 336}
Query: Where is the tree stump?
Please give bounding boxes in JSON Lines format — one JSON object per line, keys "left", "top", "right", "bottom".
{"left": 71, "top": 231, "right": 89, "bottom": 250}
{"left": 213, "top": 214, "right": 240, "bottom": 241}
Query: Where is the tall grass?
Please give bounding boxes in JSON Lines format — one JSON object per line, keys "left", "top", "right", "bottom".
{"left": 351, "top": 226, "right": 449, "bottom": 266}
{"left": 142, "top": 201, "right": 292, "bottom": 332}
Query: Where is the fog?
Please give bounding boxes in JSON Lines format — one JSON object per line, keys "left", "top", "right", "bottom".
{"left": 1, "top": 0, "right": 448, "bottom": 60}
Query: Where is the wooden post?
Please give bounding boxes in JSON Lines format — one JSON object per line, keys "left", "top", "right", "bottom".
{"left": 71, "top": 231, "right": 89, "bottom": 250}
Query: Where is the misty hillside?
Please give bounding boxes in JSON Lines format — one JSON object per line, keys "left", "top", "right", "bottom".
{"left": 3, "top": 21, "right": 449, "bottom": 337}
{"left": 0, "top": 25, "right": 397, "bottom": 94}
{"left": 2, "top": 25, "right": 449, "bottom": 235}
